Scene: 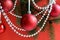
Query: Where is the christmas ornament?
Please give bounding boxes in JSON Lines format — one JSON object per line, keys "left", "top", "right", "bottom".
{"left": 20, "top": 0, "right": 37, "bottom": 31}
{"left": 50, "top": 4, "right": 60, "bottom": 17}
{"left": 2, "top": 0, "right": 13, "bottom": 12}
{"left": 21, "top": 14, "right": 38, "bottom": 31}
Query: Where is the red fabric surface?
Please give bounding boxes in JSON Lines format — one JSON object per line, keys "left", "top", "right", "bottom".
{"left": 0, "top": 0, "right": 60, "bottom": 40}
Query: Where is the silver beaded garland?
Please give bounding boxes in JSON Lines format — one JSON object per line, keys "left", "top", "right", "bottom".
{"left": 0, "top": 0, "right": 55, "bottom": 37}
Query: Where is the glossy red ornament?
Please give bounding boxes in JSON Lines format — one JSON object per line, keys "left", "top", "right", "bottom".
{"left": 21, "top": 14, "right": 38, "bottom": 31}
{"left": 2, "top": 0, "right": 13, "bottom": 12}
{"left": 0, "top": 23, "right": 5, "bottom": 33}
{"left": 50, "top": 4, "right": 60, "bottom": 17}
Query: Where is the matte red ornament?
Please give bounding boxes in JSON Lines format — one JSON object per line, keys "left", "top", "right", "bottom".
{"left": 2, "top": 0, "right": 13, "bottom": 12}
{"left": 21, "top": 14, "right": 38, "bottom": 31}
{"left": 50, "top": 4, "right": 60, "bottom": 17}
{"left": 0, "top": 23, "right": 5, "bottom": 33}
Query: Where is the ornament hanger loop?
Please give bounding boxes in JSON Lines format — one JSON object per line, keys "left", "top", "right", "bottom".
{"left": 28, "top": 0, "right": 31, "bottom": 14}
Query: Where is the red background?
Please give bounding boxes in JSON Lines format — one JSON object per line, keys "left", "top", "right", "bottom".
{"left": 0, "top": 0, "right": 60, "bottom": 40}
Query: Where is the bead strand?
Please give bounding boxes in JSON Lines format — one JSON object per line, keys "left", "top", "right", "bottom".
{"left": 1, "top": 0, "right": 53, "bottom": 37}
{"left": 2, "top": 5, "right": 52, "bottom": 37}
{"left": 9, "top": 12, "right": 22, "bottom": 18}
{"left": 38, "top": 9, "right": 48, "bottom": 24}
{"left": 35, "top": 9, "right": 45, "bottom": 16}
{"left": 2, "top": 12, "right": 26, "bottom": 31}
{"left": 32, "top": 0, "right": 54, "bottom": 9}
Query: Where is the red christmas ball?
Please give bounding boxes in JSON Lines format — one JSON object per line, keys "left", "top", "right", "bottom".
{"left": 50, "top": 4, "right": 60, "bottom": 17}
{"left": 0, "top": 23, "right": 5, "bottom": 34}
{"left": 2, "top": 0, "right": 13, "bottom": 12}
{"left": 21, "top": 14, "right": 38, "bottom": 31}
